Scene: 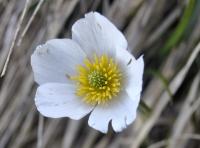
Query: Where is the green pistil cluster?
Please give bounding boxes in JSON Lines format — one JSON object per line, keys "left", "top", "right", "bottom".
{"left": 88, "top": 70, "right": 107, "bottom": 88}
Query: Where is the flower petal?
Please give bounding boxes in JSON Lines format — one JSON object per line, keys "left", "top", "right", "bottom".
{"left": 116, "top": 48, "right": 144, "bottom": 101}
{"left": 35, "top": 83, "right": 94, "bottom": 119}
{"left": 88, "top": 91, "right": 138, "bottom": 133}
{"left": 31, "top": 39, "right": 86, "bottom": 85}
{"left": 72, "top": 12, "right": 127, "bottom": 59}
{"left": 116, "top": 48, "right": 136, "bottom": 66}
{"left": 125, "top": 55, "right": 144, "bottom": 100}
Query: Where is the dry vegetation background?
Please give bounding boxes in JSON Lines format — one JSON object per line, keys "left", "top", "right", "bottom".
{"left": 0, "top": 0, "right": 200, "bottom": 148}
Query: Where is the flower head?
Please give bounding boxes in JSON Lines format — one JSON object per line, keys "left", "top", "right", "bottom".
{"left": 71, "top": 54, "right": 122, "bottom": 105}
{"left": 31, "top": 12, "right": 144, "bottom": 133}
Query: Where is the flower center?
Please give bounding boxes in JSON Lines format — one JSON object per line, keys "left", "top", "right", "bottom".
{"left": 71, "top": 55, "right": 122, "bottom": 105}
{"left": 88, "top": 70, "right": 107, "bottom": 88}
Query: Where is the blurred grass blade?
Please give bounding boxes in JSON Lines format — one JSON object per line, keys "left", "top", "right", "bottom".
{"left": 149, "top": 70, "right": 173, "bottom": 98}
{"left": 161, "top": 0, "right": 196, "bottom": 55}
{"left": 139, "top": 100, "right": 152, "bottom": 118}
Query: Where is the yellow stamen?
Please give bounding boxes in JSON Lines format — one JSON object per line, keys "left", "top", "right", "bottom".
{"left": 71, "top": 54, "right": 122, "bottom": 105}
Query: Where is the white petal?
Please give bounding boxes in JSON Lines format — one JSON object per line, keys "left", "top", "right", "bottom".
{"left": 116, "top": 48, "right": 144, "bottom": 101}
{"left": 31, "top": 39, "right": 86, "bottom": 85}
{"left": 72, "top": 12, "right": 127, "bottom": 59}
{"left": 88, "top": 91, "right": 138, "bottom": 133}
{"left": 125, "top": 56, "right": 144, "bottom": 100}
{"left": 35, "top": 83, "right": 94, "bottom": 119}
{"left": 116, "top": 48, "right": 136, "bottom": 66}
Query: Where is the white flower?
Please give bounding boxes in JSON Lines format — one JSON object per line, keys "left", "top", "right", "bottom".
{"left": 31, "top": 12, "right": 144, "bottom": 133}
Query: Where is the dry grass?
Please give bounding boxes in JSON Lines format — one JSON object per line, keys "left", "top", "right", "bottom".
{"left": 0, "top": 0, "right": 200, "bottom": 148}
